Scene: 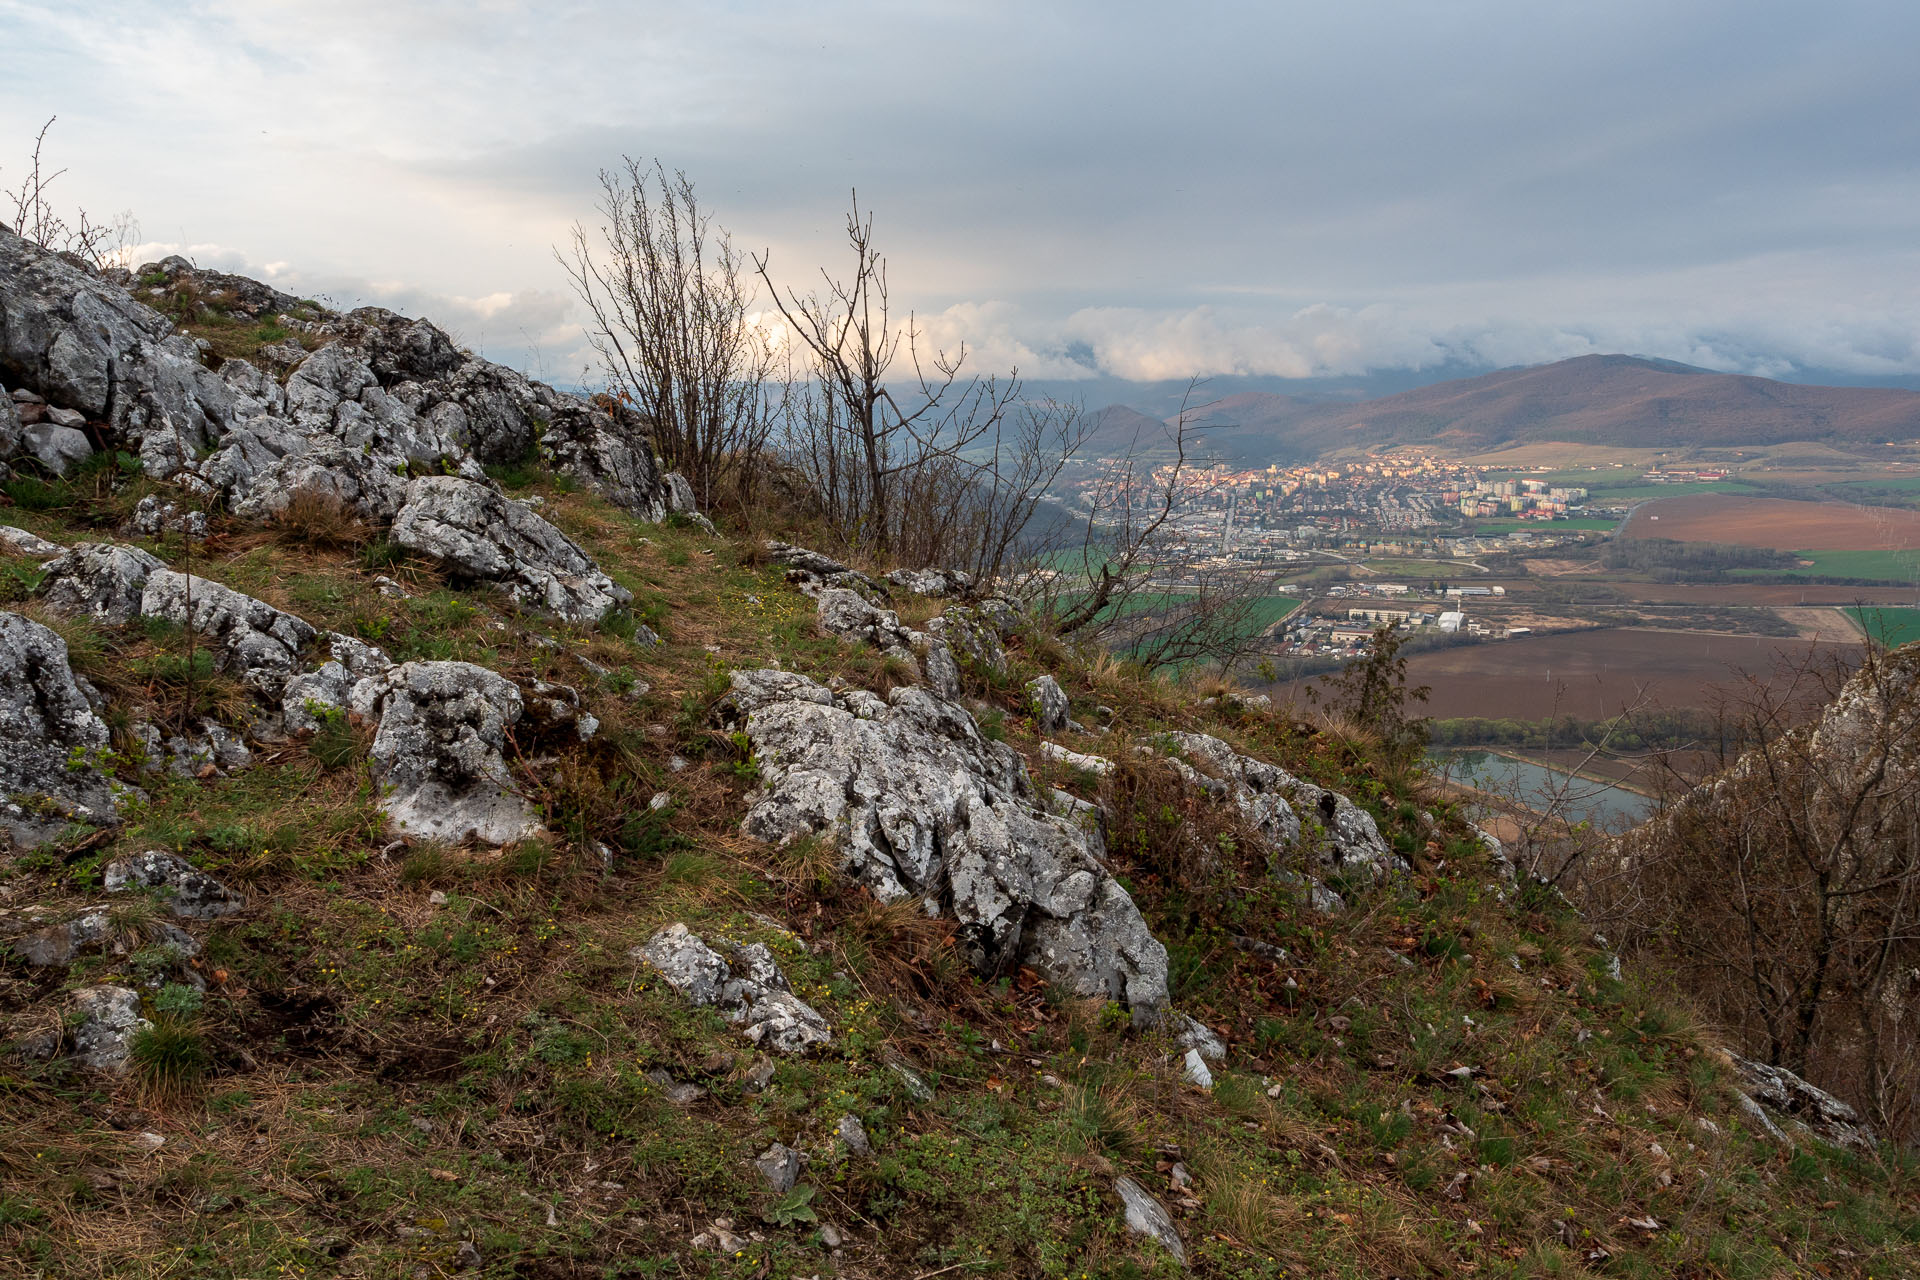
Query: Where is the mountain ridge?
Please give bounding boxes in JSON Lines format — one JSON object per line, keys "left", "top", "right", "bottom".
{"left": 1090, "top": 354, "right": 1920, "bottom": 462}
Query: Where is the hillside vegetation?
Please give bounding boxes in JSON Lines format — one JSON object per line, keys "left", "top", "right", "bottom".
{"left": 0, "top": 231, "right": 1916, "bottom": 1280}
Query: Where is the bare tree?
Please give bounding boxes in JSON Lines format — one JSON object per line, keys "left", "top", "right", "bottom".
{"left": 755, "top": 192, "right": 1088, "bottom": 578}
{"left": 561, "top": 158, "right": 775, "bottom": 510}
{"left": 5, "top": 116, "right": 139, "bottom": 270}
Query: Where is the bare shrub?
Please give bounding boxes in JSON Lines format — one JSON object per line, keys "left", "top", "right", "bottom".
{"left": 5, "top": 116, "right": 140, "bottom": 270}
{"left": 561, "top": 159, "right": 776, "bottom": 512}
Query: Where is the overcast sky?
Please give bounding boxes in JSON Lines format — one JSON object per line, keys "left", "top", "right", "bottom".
{"left": 6, "top": 0, "right": 1919, "bottom": 388}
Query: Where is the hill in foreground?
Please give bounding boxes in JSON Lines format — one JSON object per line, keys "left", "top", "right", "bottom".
{"left": 0, "top": 231, "right": 1914, "bottom": 1278}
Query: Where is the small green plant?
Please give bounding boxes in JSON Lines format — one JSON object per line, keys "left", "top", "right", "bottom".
{"left": 763, "top": 1184, "right": 818, "bottom": 1226}
{"left": 152, "top": 982, "right": 205, "bottom": 1016}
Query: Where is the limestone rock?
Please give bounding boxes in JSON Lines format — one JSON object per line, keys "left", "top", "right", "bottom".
{"left": 0, "top": 232, "right": 234, "bottom": 479}
{"left": 1026, "top": 674, "right": 1070, "bottom": 733}
{"left": 1164, "top": 730, "right": 1400, "bottom": 883}
{"left": 754, "top": 1142, "right": 803, "bottom": 1193}
{"left": 542, "top": 403, "right": 672, "bottom": 521}
{"left": 1182, "top": 1047, "right": 1214, "bottom": 1090}
{"left": 104, "top": 849, "right": 244, "bottom": 919}
{"left": 0, "top": 525, "right": 59, "bottom": 558}
{"left": 128, "top": 494, "right": 208, "bottom": 540}
{"left": 1040, "top": 741, "right": 1114, "bottom": 777}
{"left": 391, "top": 476, "right": 630, "bottom": 623}
{"left": 362, "top": 660, "right": 542, "bottom": 845}
{"left": 835, "top": 1113, "right": 872, "bottom": 1157}
{"left": 141, "top": 569, "right": 317, "bottom": 696}
{"left": 22, "top": 422, "right": 92, "bottom": 476}
{"left": 0, "top": 611, "right": 122, "bottom": 847}
{"left": 1730, "top": 1054, "right": 1878, "bottom": 1153}
{"left": 886, "top": 566, "right": 976, "bottom": 598}
{"left": 37, "top": 541, "right": 164, "bottom": 625}
{"left": 718, "top": 668, "right": 1169, "bottom": 1018}
{"left": 70, "top": 985, "right": 150, "bottom": 1071}
{"left": 1175, "top": 1013, "right": 1227, "bottom": 1063}
{"left": 634, "top": 923, "right": 832, "bottom": 1054}
{"left": 1114, "top": 1176, "right": 1187, "bottom": 1266}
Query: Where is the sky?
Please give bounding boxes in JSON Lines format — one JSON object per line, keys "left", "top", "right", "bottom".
{"left": 5, "top": 0, "right": 1920, "bottom": 392}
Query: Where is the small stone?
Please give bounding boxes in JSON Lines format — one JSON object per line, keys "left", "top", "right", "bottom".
{"left": 754, "top": 1142, "right": 803, "bottom": 1193}
{"left": 44, "top": 405, "right": 87, "bottom": 428}
{"left": 429, "top": 890, "right": 448, "bottom": 905}
{"left": 835, "top": 1114, "right": 872, "bottom": 1157}
{"left": 890, "top": 1060, "right": 934, "bottom": 1102}
{"left": 667, "top": 755, "right": 689, "bottom": 773}
{"left": 819, "top": 1223, "right": 844, "bottom": 1248}
{"left": 1169, "top": 1161, "right": 1192, "bottom": 1190}
{"left": 453, "top": 1240, "right": 482, "bottom": 1270}
{"left": 134, "top": 1131, "right": 167, "bottom": 1152}
{"left": 649, "top": 791, "right": 672, "bottom": 811}
{"left": 1182, "top": 1048, "right": 1213, "bottom": 1091}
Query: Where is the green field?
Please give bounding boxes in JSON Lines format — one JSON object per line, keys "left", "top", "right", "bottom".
{"left": 1355, "top": 558, "right": 1458, "bottom": 577}
{"left": 1727, "top": 549, "right": 1920, "bottom": 583}
{"left": 1849, "top": 606, "right": 1920, "bottom": 646}
{"left": 1589, "top": 480, "right": 1761, "bottom": 501}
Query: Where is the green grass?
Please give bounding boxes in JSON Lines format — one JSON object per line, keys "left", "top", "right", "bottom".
{"left": 1733, "top": 547, "right": 1920, "bottom": 583}
{"left": 1849, "top": 606, "right": 1920, "bottom": 646}
{"left": 1591, "top": 480, "right": 1762, "bottom": 501}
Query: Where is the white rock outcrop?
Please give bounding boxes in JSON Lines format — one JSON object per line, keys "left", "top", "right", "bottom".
{"left": 635, "top": 923, "right": 832, "bottom": 1054}
{"left": 363, "top": 660, "right": 542, "bottom": 845}
{"left": 390, "top": 476, "right": 632, "bottom": 624}
{"left": 717, "top": 668, "right": 1170, "bottom": 1018}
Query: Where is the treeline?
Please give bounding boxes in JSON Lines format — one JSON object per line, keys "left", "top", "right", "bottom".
{"left": 1603, "top": 537, "right": 1798, "bottom": 580}
{"left": 1429, "top": 707, "right": 1742, "bottom": 753}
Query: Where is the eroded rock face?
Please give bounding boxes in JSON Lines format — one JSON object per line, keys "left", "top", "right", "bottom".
{"left": 0, "top": 525, "right": 59, "bottom": 558}
{"left": 0, "top": 231, "right": 234, "bottom": 478}
{"left": 886, "top": 567, "right": 976, "bottom": 598}
{"left": 635, "top": 923, "right": 832, "bottom": 1054}
{"left": 37, "top": 541, "right": 164, "bottom": 625}
{"left": 717, "top": 668, "right": 1170, "bottom": 1018}
{"left": 0, "top": 611, "right": 123, "bottom": 848}
{"left": 141, "top": 570, "right": 318, "bottom": 697}
{"left": 363, "top": 660, "right": 542, "bottom": 845}
{"left": 0, "top": 234, "right": 686, "bottom": 526}
{"left": 391, "top": 476, "right": 632, "bottom": 624}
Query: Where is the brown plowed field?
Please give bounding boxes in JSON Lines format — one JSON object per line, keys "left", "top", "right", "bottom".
{"left": 1621, "top": 493, "right": 1920, "bottom": 550}
{"left": 1398, "top": 628, "right": 1857, "bottom": 720}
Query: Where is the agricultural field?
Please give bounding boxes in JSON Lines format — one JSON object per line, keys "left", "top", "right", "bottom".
{"left": 1621, "top": 492, "right": 1920, "bottom": 551}
{"left": 1465, "top": 516, "right": 1619, "bottom": 532}
{"left": 1849, "top": 606, "right": 1920, "bottom": 646}
{"left": 1392, "top": 628, "right": 1858, "bottom": 720}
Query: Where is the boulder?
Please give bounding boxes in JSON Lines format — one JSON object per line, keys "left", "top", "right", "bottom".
{"left": 127, "top": 494, "right": 208, "bottom": 540}
{"left": 134, "top": 718, "right": 253, "bottom": 778}
{"left": 635, "top": 923, "right": 831, "bottom": 1054}
{"left": 37, "top": 541, "right": 164, "bottom": 625}
{"left": 0, "top": 525, "right": 59, "bottom": 558}
{"left": 104, "top": 849, "right": 244, "bottom": 918}
{"left": 0, "top": 382, "right": 19, "bottom": 457}
{"left": 886, "top": 566, "right": 976, "bottom": 598}
{"left": 717, "top": 669, "right": 1169, "bottom": 1017}
{"left": 542, "top": 403, "right": 673, "bottom": 521}
{"left": 1026, "top": 674, "right": 1070, "bottom": 733}
{"left": 21, "top": 422, "right": 92, "bottom": 476}
{"left": 141, "top": 570, "right": 317, "bottom": 696}
{"left": 363, "top": 660, "right": 542, "bottom": 845}
{"left": 0, "top": 611, "right": 123, "bottom": 847}
{"left": 390, "top": 476, "right": 631, "bottom": 624}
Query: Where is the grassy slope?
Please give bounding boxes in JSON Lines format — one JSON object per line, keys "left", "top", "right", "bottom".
{"left": 1, "top": 460, "right": 1916, "bottom": 1280}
